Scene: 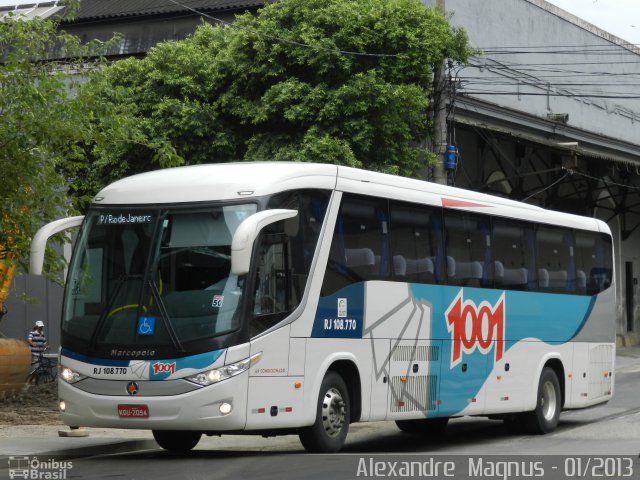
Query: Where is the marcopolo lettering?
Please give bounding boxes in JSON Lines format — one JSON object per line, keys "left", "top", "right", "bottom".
{"left": 110, "top": 349, "right": 156, "bottom": 358}
{"left": 446, "top": 291, "right": 505, "bottom": 368}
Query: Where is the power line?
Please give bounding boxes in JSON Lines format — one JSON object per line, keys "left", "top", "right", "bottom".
{"left": 465, "top": 60, "right": 640, "bottom": 78}
{"left": 522, "top": 170, "right": 571, "bottom": 202}
{"left": 461, "top": 79, "right": 640, "bottom": 87}
{"left": 478, "top": 43, "right": 640, "bottom": 49}
{"left": 166, "top": 0, "right": 406, "bottom": 58}
{"left": 460, "top": 91, "right": 640, "bottom": 99}
{"left": 479, "top": 44, "right": 640, "bottom": 53}
{"left": 570, "top": 169, "right": 640, "bottom": 193}
{"left": 457, "top": 55, "right": 640, "bottom": 102}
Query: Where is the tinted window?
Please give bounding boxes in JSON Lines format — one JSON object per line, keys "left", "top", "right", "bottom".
{"left": 492, "top": 219, "right": 536, "bottom": 290}
{"left": 321, "top": 195, "right": 389, "bottom": 296}
{"left": 574, "top": 230, "right": 613, "bottom": 294}
{"left": 444, "top": 211, "right": 492, "bottom": 287}
{"left": 536, "top": 225, "right": 575, "bottom": 293}
{"left": 390, "top": 202, "right": 443, "bottom": 284}
{"left": 319, "top": 195, "right": 612, "bottom": 298}
{"left": 252, "top": 190, "right": 330, "bottom": 335}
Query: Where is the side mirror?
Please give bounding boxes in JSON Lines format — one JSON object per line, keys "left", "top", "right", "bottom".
{"left": 231, "top": 209, "right": 298, "bottom": 276}
{"left": 30, "top": 216, "right": 85, "bottom": 276}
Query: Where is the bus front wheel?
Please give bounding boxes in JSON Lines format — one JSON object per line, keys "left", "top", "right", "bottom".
{"left": 523, "top": 367, "right": 561, "bottom": 434}
{"left": 152, "top": 430, "right": 202, "bottom": 452}
{"left": 299, "top": 371, "right": 350, "bottom": 453}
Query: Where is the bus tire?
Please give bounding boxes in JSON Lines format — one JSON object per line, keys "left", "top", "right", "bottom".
{"left": 299, "top": 371, "right": 350, "bottom": 453}
{"left": 523, "top": 367, "right": 561, "bottom": 434}
{"left": 152, "top": 430, "right": 201, "bottom": 452}
{"left": 395, "top": 417, "right": 448, "bottom": 436}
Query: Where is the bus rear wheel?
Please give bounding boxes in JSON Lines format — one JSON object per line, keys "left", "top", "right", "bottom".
{"left": 299, "top": 371, "right": 350, "bottom": 453}
{"left": 152, "top": 430, "right": 202, "bottom": 452}
{"left": 523, "top": 367, "right": 561, "bottom": 434}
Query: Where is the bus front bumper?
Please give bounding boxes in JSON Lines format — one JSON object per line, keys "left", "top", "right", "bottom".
{"left": 57, "top": 373, "right": 248, "bottom": 431}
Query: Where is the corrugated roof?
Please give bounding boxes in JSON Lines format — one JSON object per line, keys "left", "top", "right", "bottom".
{"left": 0, "top": 2, "right": 63, "bottom": 21}
{"left": 67, "top": 0, "right": 267, "bottom": 21}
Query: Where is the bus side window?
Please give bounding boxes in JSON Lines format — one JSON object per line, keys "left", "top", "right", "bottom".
{"left": 390, "top": 201, "right": 443, "bottom": 284}
{"left": 443, "top": 210, "right": 492, "bottom": 287}
{"left": 492, "top": 219, "right": 536, "bottom": 290}
{"left": 321, "top": 195, "right": 389, "bottom": 297}
{"left": 536, "top": 225, "right": 576, "bottom": 294}
{"left": 252, "top": 189, "right": 332, "bottom": 336}
{"left": 575, "top": 230, "right": 613, "bottom": 294}
{"left": 266, "top": 189, "right": 330, "bottom": 307}
{"left": 251, "top": 228, "right": 289, "bottom": 335}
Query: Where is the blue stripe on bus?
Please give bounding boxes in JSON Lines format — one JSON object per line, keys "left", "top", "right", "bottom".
{"left": 313, "top": 282, "right": 597, "bottom": 417}
{"left": 408, "top": 285, "right": 595, "bottom": 344}
{"left": 410, "top": 284, "right": 595, "bottom": 416}
{"left": 60, "top": 348, "right": 225, "bottom": 379}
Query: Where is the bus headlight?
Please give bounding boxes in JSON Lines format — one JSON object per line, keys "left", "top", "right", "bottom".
{"left": 186, "top": 352, "right": 262, "bottom": 386}
{"left": 60, "top": 366, "right": 86, "bottom": 384}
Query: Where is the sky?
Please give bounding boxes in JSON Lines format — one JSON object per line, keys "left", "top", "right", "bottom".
{"left": 0, "top": 0, "right": 638, "bottom": 45}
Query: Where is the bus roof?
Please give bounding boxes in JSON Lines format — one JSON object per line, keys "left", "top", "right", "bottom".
{"left": 93, "top": 162, "right": 610, "bottom": 234}
{"left": 95, "top": 162, "right": 338, "bottom": 205}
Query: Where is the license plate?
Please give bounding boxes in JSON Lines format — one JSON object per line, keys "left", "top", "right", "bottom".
{"left": 117, "top": 404, "right": 149, "bottom": 418}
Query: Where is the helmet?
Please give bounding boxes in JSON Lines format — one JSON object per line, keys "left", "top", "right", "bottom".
{"left": 35, "top": 320, "right": 44, "bottom": 327}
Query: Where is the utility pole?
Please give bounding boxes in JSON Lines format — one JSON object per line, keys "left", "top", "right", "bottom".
{"left": 432, "top": 0, "right": 448, "bottom": 185}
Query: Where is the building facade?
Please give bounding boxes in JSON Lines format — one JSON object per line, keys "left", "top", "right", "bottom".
{"left": 424, "top": 0, "right": 640, "bottom": 343}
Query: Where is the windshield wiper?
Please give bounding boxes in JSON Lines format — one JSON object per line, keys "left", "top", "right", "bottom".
{"left": 149, "top": 279, "right": 185, "bottom": 353}
{"left": 89, "top": 274, "right": 143, "bottom": 352}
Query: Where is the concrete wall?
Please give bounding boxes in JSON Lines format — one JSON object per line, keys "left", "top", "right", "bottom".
{"left": 1, "top": 275, "right": 62, "bottom": 352}
{"left": 425, "top": 0, "right": 640, "bottom": 340}
{"left": 426, "top": 0, "right": 640, "bottom": 148}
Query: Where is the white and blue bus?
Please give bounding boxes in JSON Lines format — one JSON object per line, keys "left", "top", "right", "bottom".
{"left": 31, "top": 162, "right": 615, "bottom": 453}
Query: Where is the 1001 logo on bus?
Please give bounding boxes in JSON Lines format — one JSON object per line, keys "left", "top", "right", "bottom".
{"left": 445, "top": 291, "right": 505, "bottom": 368}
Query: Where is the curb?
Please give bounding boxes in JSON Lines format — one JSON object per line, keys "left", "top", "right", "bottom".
{"left": 0, "top": 439, "right": 158, "bottom": 462}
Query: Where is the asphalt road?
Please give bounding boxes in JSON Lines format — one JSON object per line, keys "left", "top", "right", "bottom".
{"left": 22, "top": 366, "right": 638, "bottom": 480}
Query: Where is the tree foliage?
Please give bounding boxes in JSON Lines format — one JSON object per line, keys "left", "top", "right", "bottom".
{"left": 72, "top": 0, "right": 471, "bottom": 202}
{"left": 0, "top": 7, "right": 113, "bottom": 273}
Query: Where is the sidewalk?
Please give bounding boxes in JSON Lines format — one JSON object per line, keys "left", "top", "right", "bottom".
{"left": 615, "top": 345, "right": 640, "bottom": 373}
{"left": 1, "top": 347, "right": 639, "bottom": 461}
{"left": 616, "top": 345, "right": 640, "bottom": 358}
{"left": 0, "top": 426, "right": 157, "bottom": 461}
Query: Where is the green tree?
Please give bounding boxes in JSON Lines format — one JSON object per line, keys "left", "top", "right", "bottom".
{"left": 74, "top": 0, "right": 471, "bottom": 201}
{"left": 0, "top": 8, "right": 112, "bottom": 277}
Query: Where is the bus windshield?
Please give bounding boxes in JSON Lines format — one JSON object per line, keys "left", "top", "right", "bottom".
{"left": 63, "top": 204, "right": 257, "bottom": 355}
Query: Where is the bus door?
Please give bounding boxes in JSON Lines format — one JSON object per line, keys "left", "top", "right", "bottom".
{"left": 245, "top": 214, "right": 304, "bottom": 429}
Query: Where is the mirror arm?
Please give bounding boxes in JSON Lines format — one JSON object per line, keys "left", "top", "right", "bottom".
{"left": 30, "top": 216, "right": 85, "bottom": 275}
{"left": 231, "top": 209, "right": 298, "bottom": 276}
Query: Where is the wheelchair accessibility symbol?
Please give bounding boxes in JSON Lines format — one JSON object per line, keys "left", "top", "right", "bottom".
{"left": 137, "top": 316, "right": 156, "bottom": 336}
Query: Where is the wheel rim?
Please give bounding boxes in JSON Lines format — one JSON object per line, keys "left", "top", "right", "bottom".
{"left": 540, "top": 380, "right": 557, "bottom": 421}
{"left": 321, "top": 387, "right": 346, "bottom": 438}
